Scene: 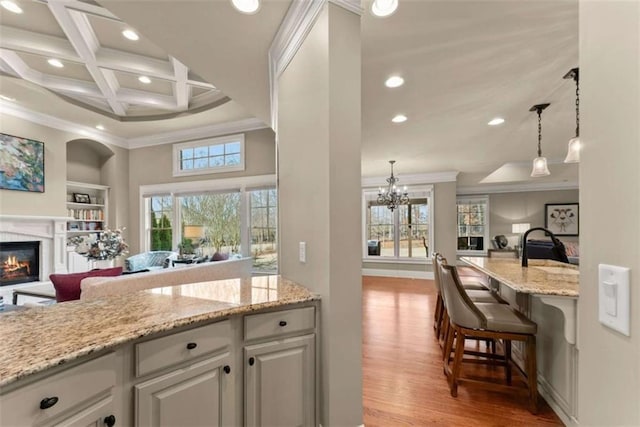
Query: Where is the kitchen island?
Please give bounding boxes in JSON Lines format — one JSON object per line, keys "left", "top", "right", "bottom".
{"left": 0, "top": 275, "right": 320, "bottom": 426}
{"left": 461, "top": 256, "right": 579, "bottom": 426}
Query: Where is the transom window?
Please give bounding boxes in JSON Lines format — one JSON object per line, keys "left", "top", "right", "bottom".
{"left": 173, "top": 134, "right": 245, "bottom": 177}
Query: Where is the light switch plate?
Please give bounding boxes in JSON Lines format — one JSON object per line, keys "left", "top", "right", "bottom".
{"left": 598, "top": 264, "right": 630, "bottom": 336}
{"left": 299, "top": 242, "right": 306, "bottom": 263}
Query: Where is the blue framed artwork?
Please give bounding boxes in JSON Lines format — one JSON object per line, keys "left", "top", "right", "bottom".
{"left": 0, "top": 133, "right": 45, "bottom": 193}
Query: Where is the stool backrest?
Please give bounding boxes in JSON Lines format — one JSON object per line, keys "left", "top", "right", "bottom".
{"left": 432, "top": 252, "right": 442, "bottom": 293}
{"left": 440, "top": 263, "right": 486, "bottom": 329}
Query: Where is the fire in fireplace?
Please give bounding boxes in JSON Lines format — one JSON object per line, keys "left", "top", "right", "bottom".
{"left": 0, "top": 241, "right": 40, "bottom": 286}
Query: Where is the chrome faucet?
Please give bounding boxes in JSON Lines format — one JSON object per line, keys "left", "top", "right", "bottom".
{"left": 521, "top": 227, "right": 563, "bottom": 267}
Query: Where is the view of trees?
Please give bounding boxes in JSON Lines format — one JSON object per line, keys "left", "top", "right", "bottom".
{"left": 150, "top": 212, "right": 172, "bottom": 251}
{"left": 367, "top": 198, "right": 429, "bottom": 258}
{"left": 181, "top": 193, "right": 241, "bottom": 253}
{"left": 250, "top": 189, "right": 277, "bottom": 270}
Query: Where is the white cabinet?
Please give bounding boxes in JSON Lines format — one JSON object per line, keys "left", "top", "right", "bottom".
{"left": 135, "top": 354, "right": 234, "bottom": 427}
{"left": 244, "top": 335, "right": 315, "bottom": 427}
{"left": 243, "top": 307, "right": 316, "bottom": 427}
{"left": 66, "top": 181, "right": 109, "bottom": 236}
{"left": 50, "top": 396, "right": 115, "bottom": 427}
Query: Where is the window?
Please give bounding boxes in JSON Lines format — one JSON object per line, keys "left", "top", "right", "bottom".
{"left": 250, "top": 189, "right": 277, "bottom": 272}
{"left": 173, "top": 134, "right": 245, "bottom": 177}
{"left": 364, "top": 187, "right": 433, "bottom": 261}
{"left": 149, "top": 196, "right": 173, "bottom": 251}
{"left": 457, "top": 196, "right": 489, "bottom": 254}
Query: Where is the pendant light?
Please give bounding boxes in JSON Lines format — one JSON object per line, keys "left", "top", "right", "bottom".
{"left": 563, "top": 67, "right": 580, "bottom": 163}
{"left": 530, "top": 103, "right": 551, "bottom": 177}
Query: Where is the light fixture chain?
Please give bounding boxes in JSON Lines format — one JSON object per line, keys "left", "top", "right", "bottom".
{"left": 575, "top": 75, "right": 580, "bottom": 137}
{"left": 537, "top": 108, "right": 542, "bottom": 157}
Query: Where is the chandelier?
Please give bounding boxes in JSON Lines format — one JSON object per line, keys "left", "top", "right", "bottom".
{"left": 377, "top": 160, "right": 409, "bottom": 211}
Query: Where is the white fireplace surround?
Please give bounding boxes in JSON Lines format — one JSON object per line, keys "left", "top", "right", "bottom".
{"left": 0, "top": 215, "right": 70, "bottom": 299}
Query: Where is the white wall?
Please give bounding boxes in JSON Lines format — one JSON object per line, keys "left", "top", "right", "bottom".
{"left": 278, "top": 4, "right": 362, "bottom": 425}
{"left": 578, "top": 1, "right": 640, "bottom": 425}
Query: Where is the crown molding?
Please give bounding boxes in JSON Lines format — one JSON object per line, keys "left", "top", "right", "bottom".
{"left": 457, "top": 180, "right": 579, "bottom": 195}
{"left": 127, "top": 117, "right": 269, "bottom": 149}
{"left": 329, "top": 0, "right": 363, "bottom": 15}
{"left": 0, "top": 100, "right": 128, "bottom": 148}
{"left": 362, "top": 171, "right": 459, "bottom": 187}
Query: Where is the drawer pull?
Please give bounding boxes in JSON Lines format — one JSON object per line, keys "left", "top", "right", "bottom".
{"left": 39, "top": 396, "right": 59, "bottom": 410}
{"left": 279, "top": 320, "right": 287, "bottom": 327}
{"left": 186, "top": 342, "right": 198, "bottom": 350}
{"left": 104, "top": 415, "right": 116, "bottom": 427}
{"left": 223, "top": 365, "right": 231, "bottom": 374}
{"left": 248, "top": 357, "right": 255, "bottom": 366}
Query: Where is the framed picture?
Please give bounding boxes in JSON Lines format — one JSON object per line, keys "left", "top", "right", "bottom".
{"left": 545, "top": 203, "right": 579, "bottom": 236}
{"left": 73, "top": 193, "right": 91, "bottom": 204}
{"left": 0, "top": 133, "right": 45, "bottom": 193}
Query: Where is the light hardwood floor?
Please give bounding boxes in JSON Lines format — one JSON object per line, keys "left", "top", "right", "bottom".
{"left": 362, "top": 276, "right": 563, "bottom": 426}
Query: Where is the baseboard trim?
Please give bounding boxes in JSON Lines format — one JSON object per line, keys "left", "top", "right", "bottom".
{"left": 362, "top": 268, "right": 434, "bottom": 280}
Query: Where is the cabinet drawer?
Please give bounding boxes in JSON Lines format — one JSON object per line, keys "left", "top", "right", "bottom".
{"left": 244, "top": 306, "right": 315, "bottom": 341}
{"left": 136, "top": 320, "right": 231, "bottom": 377}
{"left": 0, "top": 353, "right": 115, "bottom": 426}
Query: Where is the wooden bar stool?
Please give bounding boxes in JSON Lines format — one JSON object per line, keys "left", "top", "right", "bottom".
{"left": 440, "top": 263, "right": 539, "bottom": 414}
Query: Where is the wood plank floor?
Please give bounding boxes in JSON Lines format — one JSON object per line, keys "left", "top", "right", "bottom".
{"left": 362, "top": 276, "right": 564, "bottom": 426}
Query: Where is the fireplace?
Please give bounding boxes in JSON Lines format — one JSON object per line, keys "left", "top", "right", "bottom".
{"left": 0, "top": 241, "right": 40, "bottom": 286}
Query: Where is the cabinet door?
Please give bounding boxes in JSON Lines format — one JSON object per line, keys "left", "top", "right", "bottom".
{"left": 135, "top": 353, "right": 233, "bottom": 427}
{"left": 245, "top": 334, "right": 315, "bottom": 427}
{"left": 49, "top": 396, "right": 115, "bottom": 427}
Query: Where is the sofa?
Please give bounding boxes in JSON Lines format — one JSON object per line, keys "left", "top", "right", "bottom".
{"left": 80, "top": 257, "right": 252, "bottom": 301}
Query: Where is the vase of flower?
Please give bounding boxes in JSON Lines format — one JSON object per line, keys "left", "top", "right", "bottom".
{"left": 68, "top": 228, "right": 129, "bottom": 264}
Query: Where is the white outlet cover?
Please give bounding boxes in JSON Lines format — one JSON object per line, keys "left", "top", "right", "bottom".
{"left": 598, "top": 264, "right": 631, "bottom": 336}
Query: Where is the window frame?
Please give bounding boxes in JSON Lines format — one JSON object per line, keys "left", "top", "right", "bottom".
{"left": 361, "top": 185, "right": 434, "bottom": 264}
{"left": 456, "top": 195, "right": 490, "bottom": 256}
{"left": 172, "top": 134, "right": 245, "bottom": 177}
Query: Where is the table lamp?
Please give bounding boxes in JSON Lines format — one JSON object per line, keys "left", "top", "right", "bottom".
{"left": 512, "top": 223, "right": 531, "bottom": 255}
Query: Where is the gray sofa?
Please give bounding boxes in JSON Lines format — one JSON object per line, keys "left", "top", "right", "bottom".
{"left": 124, "top": 251, "right": 178, "bottom": 272}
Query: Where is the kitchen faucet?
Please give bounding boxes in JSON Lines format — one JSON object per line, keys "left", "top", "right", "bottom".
{"left": 521, "top": 227, "right": 564, "bottom": 267}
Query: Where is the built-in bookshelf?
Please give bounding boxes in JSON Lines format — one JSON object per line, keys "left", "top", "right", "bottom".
{"left": 66, "top": 181, "right": 109, "bottom": 235}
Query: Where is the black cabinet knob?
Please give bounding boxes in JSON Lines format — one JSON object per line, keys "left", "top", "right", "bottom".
{"left": 186, "top": 342, "right": 197, "bottom": 350}
{"left": 223, "top": 365, "right": 231, "bottom": 374}
{"left": 248, "top": 357, "right": 255, "bottom": 366}
{"left": 279, "top": 321, "right": 287, "bottom": 327}
{"left": 104, "top": 415, "right": 116, "bottom": 427}
{"left": 39, "top": 396, "right": 59, "bottom": 410}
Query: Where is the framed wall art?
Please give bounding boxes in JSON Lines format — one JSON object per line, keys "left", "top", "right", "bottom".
{"left": 0, "top": 133, "right": 45, "bottom": 193}
{"left": 545, "top": 203, "right": 579, "bottom": 236}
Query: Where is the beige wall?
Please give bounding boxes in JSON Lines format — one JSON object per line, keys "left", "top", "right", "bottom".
{"left": 67, "top": 141, "right": 103, "bottom": 185}
{"left": 488, "top": 189, "right": 580, "bottom": 244}
{"left": 127, "top": 128, "right": 275, "bottom": 253}
{"left": 278, "top": 4, "right": 362, "bottom": 425}
{"left": 1, "top": 116, "right": 72, "bottom": 217}
{"left": 578, "top": 2, "right": 640, "bottom": 425}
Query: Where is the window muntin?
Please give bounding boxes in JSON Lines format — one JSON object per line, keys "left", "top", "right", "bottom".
{"left": 364, "top": 187, "right": 433, "bottom": 261}
{"left": 149, "top": 196, "right": 173, "bottom": 251}
{"left": 250, "top": 189, "right": 277, "bottom": 272}
{"left": 173, "top": 135, "right": 245, "bottom": 177}
{"left": 457, "top": 196, "right": 489, "bottom": 254}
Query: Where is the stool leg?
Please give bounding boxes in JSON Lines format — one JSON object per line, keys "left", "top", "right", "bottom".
{"left": 434, "top": 293, "right": 442, "bottom": 326}
{"left": 505, "top": 340, "right": 512, "bottom": 385}
{"left": 443, "top": 321, "right": 455, "bottom": 364}
{"left": 435, "top": 295, "right": 444, "bottom": 338}
{"left": 450, "top": 326, "right": 465, "bottom": 397}
{"left": 527, "top": 335, "right": 538, "bottom": 414}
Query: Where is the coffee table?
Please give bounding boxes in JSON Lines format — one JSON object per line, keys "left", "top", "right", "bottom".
{"left": 12, "top": 284, "right": 57, "bottom": 305}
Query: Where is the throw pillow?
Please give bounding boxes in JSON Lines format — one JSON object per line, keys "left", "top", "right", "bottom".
{"left": 211, "top": 252, "right": 229, "bottom": 261}
{"left": 50, "top": 267, "right": 123, "bottom": 302}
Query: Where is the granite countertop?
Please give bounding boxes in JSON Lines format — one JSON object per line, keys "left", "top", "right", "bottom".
{"left": 460, "top": 257, "right": 579, "bottom": 297}
{"left": 0, "top": 275, "right": 318, "bottom": 388}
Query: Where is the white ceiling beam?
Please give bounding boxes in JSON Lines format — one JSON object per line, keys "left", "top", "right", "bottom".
{"left": 47, "top": 1, "right": 126, "bottom": 115}
{"left": 52, "top": 0, "right": 120, "bottom": 21}
{"left": 116, "top": 87, "right": 177, "bottom": 110}
{"left": 171, "top": 57, "right": 189, "bottom": 111}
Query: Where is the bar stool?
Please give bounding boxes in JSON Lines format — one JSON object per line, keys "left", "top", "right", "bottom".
{"left": 440, "top": 263, "right": 538, "bottom": 413}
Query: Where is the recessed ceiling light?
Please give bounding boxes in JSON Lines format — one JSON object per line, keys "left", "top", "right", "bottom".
{"left": 47, "top": 58, "right": 64, "bottom": 68}
{"left": 385, "top": 75, "right": 404, "bottom": 88}
{"left": 371, "top": 0, "right": 398, "bottom": 17}
{"left": 122, "top": 29, "right": 139, "bottom": 41}
{"left": 488, "top": 117, "right": 505, "bottom": 126}
{"left": 138, "top": 76, "right": 151, "bottom": 84}
{"left": 392, "top": 114, "right": 407, "bottom": 123}
{"left": 1, "top": 0, "right": 23, "bottom": 14}
{"left": 231, "top": 0, "right": 260, "bottom": 14}
{"left": 0, "top": 94, "right": 16, "bottom": 102}
{"left": 96, "top": 124, "right": 105, "bottom": 130}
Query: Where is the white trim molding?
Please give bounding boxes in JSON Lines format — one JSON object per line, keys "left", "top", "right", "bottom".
{"left": 457, "top": 180, "right": 579, "bottom": 195}
{"left": 268, "top": 0, "right": 362, "bottom": 129}
{"left": 362, "top": 171, "right": 458, "bottom": 188}
{"left": 362, "top": 268, "right": 434, "bottom": 280}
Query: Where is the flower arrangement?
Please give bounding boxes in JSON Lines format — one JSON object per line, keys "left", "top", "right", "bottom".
{"left": 68, "top": 229, "right": 129, "bottom": 261}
